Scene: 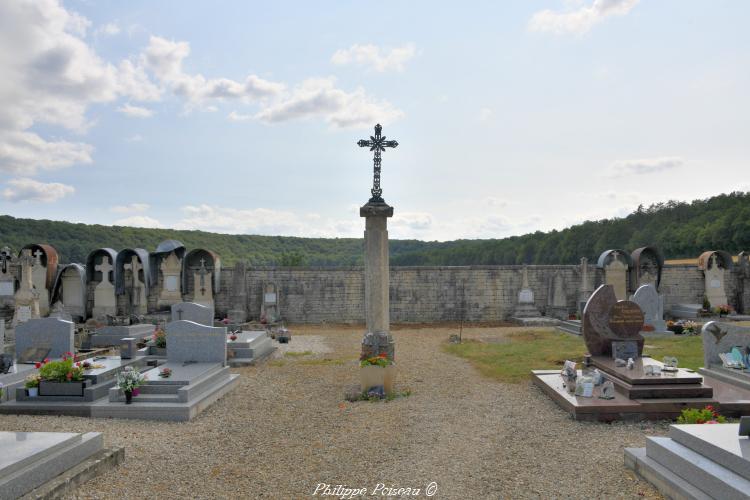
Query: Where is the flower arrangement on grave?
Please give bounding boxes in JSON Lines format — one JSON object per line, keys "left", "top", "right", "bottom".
{"left": 360, "top": 352, "right": 392, "bottom": 368}
{"left": 221, "top": 318, "right": 230, "bottom": 325}
{"left": 682, "top": 320, "right": 700, "bottom": 335}
{"left": 0, "top": 382, "right": 4, "bottom": 400}
{"left": 702, "top": 295, "right": 711, "bottom": 312}
{"left": 229, "top": 334, "right": 238, "bottom": 341}
{"left": 152, "top": 328, "right": 167, "bottom": 348}
{"left": 158, "top": 367, "right": 172, "bottom": 379}
{"left": 24, "top": 374, "right": 41, "bottom": 389}
{"left": 116, "top": 366, "right": 146, "bottom": 404}
{"left": 714, "top": 304, "right": 733, "bottom": 317}
{"left": 38, "top": 357, "right": 85, "bottom": 383}
{"left": 677, "top": 405, "right": 727, "bottom": 424}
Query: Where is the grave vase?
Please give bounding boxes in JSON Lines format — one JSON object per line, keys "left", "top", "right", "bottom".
{"left": 27, "top": 387, "right": 38, "bottom": 397}
{"left": 124, "top": 390, "right": 133, "bottom": 404}
{"left": 360, "top": 364, "right": 395, "bottom": 395}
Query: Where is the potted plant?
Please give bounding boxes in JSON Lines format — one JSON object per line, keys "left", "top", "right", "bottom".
{"left": 359, "top": 352, "right": 395, "bottom": 396}
{"left": 148, "top": 328, "right": 167, "bottom": 356}
{"left": 38, "top": 355, "right": 89, "bottom": 397}
{"left": 24, "top": 374, "right": 41, "bottom": 397}
{"left": 677, "top": 405, "right": 727, "bottom": 424}
{"left": 116, "top": 367, "right": 146, "bottom": 404}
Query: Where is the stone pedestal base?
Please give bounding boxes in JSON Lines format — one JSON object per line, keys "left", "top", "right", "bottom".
{"left": 361, "top": 332, "right": 395, "bottom": 361}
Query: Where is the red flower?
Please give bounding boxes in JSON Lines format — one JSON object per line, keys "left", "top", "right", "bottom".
{"left": 66, "top": 372, "right": 73, "bottom": 380}
{"left": 35, "top": 362, "right": 41, "bottom": 369}
{"left": 378, "top": 353, "right": 387, "bottom": 358}
{"left": 65, "top": 351, "right": 73, "bottom": 357}
{"left": 76, "top": 362, "right": 81, "bottom": 367}
{"left": 43, "top": 358, "right": 49, "bottom": 364}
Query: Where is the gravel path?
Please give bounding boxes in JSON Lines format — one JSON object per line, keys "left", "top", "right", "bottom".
{"left": 0, "top": 325, "right": 666, "bottom": 499}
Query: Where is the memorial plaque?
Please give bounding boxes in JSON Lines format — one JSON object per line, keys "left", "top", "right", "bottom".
{"left": 264, "top": 292, "right": 277, "bottom": 304}
{"left": 612, "top": 340, "right": 639, "bottom": 360}
{"left": 607, "top": 301, "right": 644, "bottom": 338}
{"left": 165, "top": 276, "right": 179, "bottom": 292}
{"left": 17, "top": 346, "right": 51, "bottom": 364}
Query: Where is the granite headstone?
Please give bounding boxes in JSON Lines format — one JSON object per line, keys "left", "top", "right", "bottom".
{"left": 165, "top": 320, "right": 226, "bottom": 364}
{"left": 171, "top": 302, "right": 213, "bottom": 326}
{"left": 14, "top": 317, "right": 74, "bottom": 359}
{"left": 583, "top": 284, "right": 645, "bottom": 357}
{"left": 632, "top": 284, "right": 667, "bottom": 332}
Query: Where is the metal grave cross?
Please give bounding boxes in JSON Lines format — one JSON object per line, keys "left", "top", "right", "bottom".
{"left": 357, "top": 123, "right": 398, "bottom": 203}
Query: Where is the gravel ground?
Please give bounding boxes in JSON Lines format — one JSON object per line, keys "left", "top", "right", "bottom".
{"left": 0, "top": 325, "right": 667, "bottom": 499}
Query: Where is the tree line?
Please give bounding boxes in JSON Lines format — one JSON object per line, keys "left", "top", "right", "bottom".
{"left": 0, "top": 191, "right": 747, "bottom": 266}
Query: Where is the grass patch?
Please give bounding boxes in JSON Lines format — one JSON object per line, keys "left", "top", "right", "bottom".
{"left": 444, "top": 330, "right": 706, "bottom": 383}
{"left": 444, "top": 330, "right": 585, "bottom": 383}
{"left": 284, "top": 350, "right": 313, "bottom": 357}
{"left": 268, "top": 359, "right": 286, "bottom": 367}
{"left": 642, "top": 335, "right": 703, "bottom": 371}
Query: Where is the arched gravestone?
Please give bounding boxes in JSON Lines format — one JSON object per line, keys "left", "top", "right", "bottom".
{"left": 630, "top": 246, "right": 663, "bottom": 292}
{"left": 698, "top": 250, "right": 733, "bottom": 308}
{"left": 597, "top": 250, "right": 631, "bottom": 301}
{"left": 583, "top": 284, "right": 644, "bottom": 357}
{"left": 632, "top": 284, "right": 667, "bottom": 332}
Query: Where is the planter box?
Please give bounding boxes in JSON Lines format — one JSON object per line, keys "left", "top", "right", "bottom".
{"left": 38, "top": 379, "right": 92, "bottom": 397}
{"left": 360, "top": 365, "right": 395, "bottom": 395}
{"left": 147, "top": 346, "right": 167, "bottom": 357}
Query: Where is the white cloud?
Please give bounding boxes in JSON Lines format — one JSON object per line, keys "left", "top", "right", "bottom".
{"left": 143, "top": 36, "right": 285, "bottom": 107}
{"left": 529, "top": 0, "right": 639, "bottom": 35}
{"left": 479, "top": 107, "right": 493, "bottom": 121}
{"left": 611, "top": 156, "right": 684, "bottom": 176}
{"left": 114, "top": 215, "right": 163, "bottom": 228}
{"left": 117, "top": 103, "right": 154, "bottom": 118}
{"left": 2, "top": 177, "right": 75, "bottom": 203}
{"left": 227, "top": 111, "right": 253, "bottom": 122}
{"left": 254, "top": 77, "right": 403, "bottom": 129}
{"left": 0, "top": 0, "right": 159, "bottom": 175}
{"left": 95, "top": 22, "right": 120, "bottom": 37}
{"left": 331, "top": 43, "right": 417, "bottom": 72}
{"left": 110, "top": 203, "right": 150, "bottom": 214}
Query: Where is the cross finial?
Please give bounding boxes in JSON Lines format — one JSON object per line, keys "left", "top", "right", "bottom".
{"left": 358, "top": 124, "right": 398, "bottom": 203}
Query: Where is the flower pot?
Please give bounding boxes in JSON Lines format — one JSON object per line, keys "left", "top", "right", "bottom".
{"left": 27, "top": 387, "right": 38, "bottom": 397}
{"left": 360, "top": 364, "right": 395, "bottom": 395}
{"left": 125, "top": 390, "right": 133, "bottom": 404}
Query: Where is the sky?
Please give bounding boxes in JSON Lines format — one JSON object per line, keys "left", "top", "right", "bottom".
{"left": 0, "top": 0, "right": 748, "bottom": 241}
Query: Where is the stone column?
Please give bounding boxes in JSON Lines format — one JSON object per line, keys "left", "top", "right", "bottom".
{"left": 360, "top": 201, "right": 395, "bottom": 360}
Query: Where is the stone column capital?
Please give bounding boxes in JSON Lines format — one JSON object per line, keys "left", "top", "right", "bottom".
{"left": 360, "top": 201, "right": 394, "bottom": 218}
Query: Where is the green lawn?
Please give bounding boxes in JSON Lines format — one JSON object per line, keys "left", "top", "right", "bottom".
{"left": 444, "top": 330, "right": 704, "bottom": 384}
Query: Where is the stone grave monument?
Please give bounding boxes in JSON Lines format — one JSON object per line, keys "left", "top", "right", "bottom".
{"left": 227, "top": 260, "right": 248, "bottom": 323}
{"left": 699, "top": 322, "right": 750, "bottom": 390}
{"left": 357, "top": 124, "right": 397, "bottom": 363}
{"left": 15, "top": 317, "right": 74, "bottom": 360}
{"left": 13, "top": 249, "right": 40, "bottom": 326}
{"left": 22, "top": 245, "right": 57, "bottom": 317}
{"left": 171, "top": 301, "right": 213, "bottom": 326}
{"left": 631, "top": 284, "right": 668, "bottom": 334}
{"left": 630, "top": 246, "right": 663, "bottom": 292}
{"left": 699, "top": 251, "right": 731, "bottom": 308}
{"left": 512, "top": 265, "right": 541, "bottom": 319}
{"left": 547, "top": 271, "right": 568, "bottom": 320}
{"left": 597, "top": 250, "right": 631, "bottom": 301}
{"left": 182, "top": 249, "right": 220, "bottom": 310}
{"left": 260, "top": 282, "right": 280, "bottom": 323}
{"left": 115, "top": 249, "right": 150, "bottom": 316}
{"left": 532, "top": 284, "right": 721, "bottom": 421}
{"left": 50, "top": 264, "right": 87, "bottom": 322}
{"left": 87, "top": 248, "right": 118, "bottom": 319}
{"left": 153, "top": 240, "right": 185, "bottom": 309}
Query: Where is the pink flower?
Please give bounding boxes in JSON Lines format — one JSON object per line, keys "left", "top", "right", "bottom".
{"left": 706, "top": 420, "right": 719, "bottom": 424}
{"left": 132, "top": 388, "right": 140, "bottom": 397}
{"left": 35, "top": 362, "right": 41, "bottom": 369}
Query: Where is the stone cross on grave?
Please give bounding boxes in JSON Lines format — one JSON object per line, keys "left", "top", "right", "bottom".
{"left": 95, "top": 257, "right": 113, "bottom": 285}
{"left": 32, "top": 249, "right": 43, "bottom": 266}
{"left": 358, "top": 123, "right": 398, "bottom": 203}
{"left": 198, "top": 258, "right": 207, "bottom": 295}
{"left": 175, "top": 307, "right": 183, "bottom": 320}
{"left": 123, "top": 256, "right": 142, "bottom": 307}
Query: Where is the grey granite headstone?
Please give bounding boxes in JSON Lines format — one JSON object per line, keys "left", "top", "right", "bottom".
{"left": 171, "top": 302, "right": 213, "bottom": 326}
{"left": 702, "top": 322, "right": 750, "bottom": 369}
{"left": 15, "top": 318, "right": 74, "bottom": 359}
{"left": 632, "top": 284, "right": 667, "bottom": 332}
{"left": 166, "top": 320, "right": 226, "bottom": 364}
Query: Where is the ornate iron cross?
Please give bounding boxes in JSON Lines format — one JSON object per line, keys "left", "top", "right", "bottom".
{"left": 358, "top": 124, "right": 398, "bottom": 203}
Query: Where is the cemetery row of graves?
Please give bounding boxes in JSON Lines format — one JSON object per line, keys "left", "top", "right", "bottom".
{"left": 1, "top": 236, "right": 750, "bottom": 498}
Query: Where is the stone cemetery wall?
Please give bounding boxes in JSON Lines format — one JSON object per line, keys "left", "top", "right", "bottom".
{"left": 214, "top": 265, "right": 591, "bottom": 323}
{"left": 661, "top": 264, "right": 742, "bottom": 309}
